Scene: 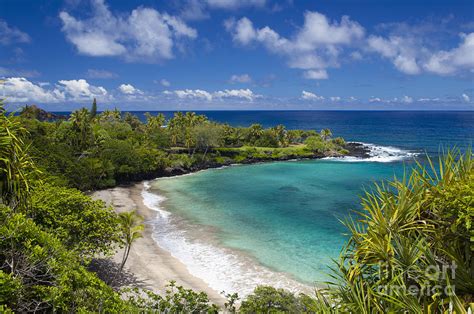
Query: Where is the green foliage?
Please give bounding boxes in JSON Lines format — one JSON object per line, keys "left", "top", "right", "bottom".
{"left": 30, "top": 184, "right": 121, "bottom": 258}
{"left": 125, "top": 281, "right": 219, "bottom": 313}
{"left": 240, "top": 286, "right": 318, "bottom": 313}
{"left": 0, "top": 102, "right": 38, "bottom": 208}
{"left": 0, "top": 205, "right": 128, "bottom": 312}
{"left": 305, "top": 135, "right": 328, "bottom": 153}
{"left": 316, "top": 150, "right": 474, "bottom": 312}
{"left": 17, "top": 106, "right": 345, "bottom": 190}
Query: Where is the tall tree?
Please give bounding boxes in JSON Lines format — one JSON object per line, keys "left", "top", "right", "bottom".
{"left": 69, "top": 108, "right": 92, "bottom": 150}
{"left": 90, "top": 98, "right": 97, "bottom": 119}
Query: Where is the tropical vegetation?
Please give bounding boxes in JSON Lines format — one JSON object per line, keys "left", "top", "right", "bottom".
{"left": 1, "top": 100, "right": 472, "bottom": 312}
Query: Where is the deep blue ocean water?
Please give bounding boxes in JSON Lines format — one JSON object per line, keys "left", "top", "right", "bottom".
{"left": 115, "top": 111, "right": 474, "bottom": 293}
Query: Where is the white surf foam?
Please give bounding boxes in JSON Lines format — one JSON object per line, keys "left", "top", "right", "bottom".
{"left": 141, "top": 181, "right": 313, "bottom": 297}
{"left": 326, "top": 142, "right": 419, "bottom": 163}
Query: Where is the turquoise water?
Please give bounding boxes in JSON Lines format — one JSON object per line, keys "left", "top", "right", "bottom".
{"left": 145, "top": 111, "right": 473, "bottom": 292}
{"left": 153, "top": 160, "right": 410, "bottom": 285}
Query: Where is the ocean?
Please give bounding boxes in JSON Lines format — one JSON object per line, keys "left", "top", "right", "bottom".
{"left": 137, "top": 111, "right": 473, "bottom": 296}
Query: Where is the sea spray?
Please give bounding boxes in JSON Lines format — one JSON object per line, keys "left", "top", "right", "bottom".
{"left": 325, "top": 142, "right": 419, "bottom": 162}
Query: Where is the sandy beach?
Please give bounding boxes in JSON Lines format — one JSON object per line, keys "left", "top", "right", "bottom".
{"left": 92, "top": 183, "right": 226, "bottom": 306}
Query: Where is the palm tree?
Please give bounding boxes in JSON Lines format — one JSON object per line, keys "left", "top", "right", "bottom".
{"left": 69, "top": 108, "right": 92, "bottom": 150}
{"left": 272, "top": 124, "right": 288, "bottom": 147}
{"left": 98, "top": 108, "right": 121, "bottom": 123}
{"left": 169, "top": 112, "right": 185, "bottom": 146}
{"left": 145, "top": 112, "right": 166, "bottom": 131}
{"left": 118, "top": 210, "right": 144, "bottom": 273}
{"left": 320, "top": 128, "right": 332, "bottom": 141}
{"left": 248, "top": 124, "right": 264, "bottom": 144}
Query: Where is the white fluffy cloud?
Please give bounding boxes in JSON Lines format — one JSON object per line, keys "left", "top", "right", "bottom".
{"left": 230, "top": 74, "right": 252, "bottom": 83}
{"left": 2, "top": 78, "right": 64, "bottom": 103}
{"left": 462, "top": 93, "right": 470, "bottom": 102}
{"left": 172, "top": 89, "right": 213, "bottom": 101}
{"left": 164, "top": 88, "right": 259, "bottom": 101}
{"left": 424, "top": 33, "right": 474, "bottom": 75}
{"left": 330, "top": 96, "right": 341, "bottom": 102}
{"left": 213, "top": 88, "right": 257, "bottom": 100}
{"left": 1, "top": 77, "right": 111, "bottom": 103}
{"left": 119, "top": 83, "right": 142, "bottom": 95}
{"left": 59, "top": 0, "right": 197, "bottom": 62}
{"left": 0, "top": 20, "right": 30, "bottom": 45}
{"left": 368, "top": 35, "right": 421, "bottom": 75}
{"left": 368, "top": 28, "right": 474, "bottom": 76}
{"left": 225, "top": 11, "right": 364, "bottom": 79}
{"left": 58, "top": 79, "right": 108, "bottom": 100}
{"left": 301, "top": 91, "right": 324, "bottom": 100}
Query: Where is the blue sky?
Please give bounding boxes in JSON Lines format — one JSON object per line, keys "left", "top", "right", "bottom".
{"left": 0, "top": 0, "right": 473, "bottom": 110}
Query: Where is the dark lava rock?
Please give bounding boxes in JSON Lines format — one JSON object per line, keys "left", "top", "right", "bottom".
{"left": 344, "top": 142, "right": 371, "bottom": 158}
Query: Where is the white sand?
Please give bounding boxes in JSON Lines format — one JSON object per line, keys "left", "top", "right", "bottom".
{"left": 92, "top": 183, "right": 226, "bottom": 306}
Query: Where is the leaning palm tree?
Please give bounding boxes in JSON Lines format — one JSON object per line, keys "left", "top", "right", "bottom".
{"left": 118, "top": 210, "right": 144, "bottom": 273}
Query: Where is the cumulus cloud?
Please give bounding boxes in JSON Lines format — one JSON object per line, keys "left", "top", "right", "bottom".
{"left": 2, "top": 77, "right": 64, "bottom": 103}
{"left": 59, "top": 0, "right": 197, "bottom": 62}
{"left": 368, "top": 20, "right": 474, "bottom": 76}
{"left": 213, "top": 88, "right": 257, "bottom": 100}
{"left": 0, "top": 20, "right": 30, "bottom": 45}
{"left": 462, "top": 93, "right": 470, "bottom": 102}
{"left": 86, "top": 69, "right": 117, "bottom": 79}
{"left": 119, "top": 83, "right": 142, "bottom": 95}
{"left": 58, "top": 79, "right": 108, "bottom": 100}
{"left": 230, "top": 74, "right": 252, "bottom": 83}
{"left": 301, "top": 90, "right": 324, "bottom": 100}
{"left": 330, "top": 96, "right": 341, "bottom": 102}
{"left": 164, "top": 88, "right": 259, "bottom": 101}
{"left": 367, "top": 35, "right": 421, "bottom": 75}
{"left": 225, "top": 11, "right": 364, "bottom": 79}
{"left": 172, "top": 89, "right": 213, "bottom": 101}
{"left": 424, "top": 33, "right": 474, "bottom": 75}
{"left": 1, "top": 77, "right": 110, "bottom": 103}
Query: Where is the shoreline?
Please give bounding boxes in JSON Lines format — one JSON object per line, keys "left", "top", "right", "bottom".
{"left": 143, "top": 179, "right": 317, "bottom": 297}
{"left": 89, "top": 142, "right": 415, "bottom": 304}
{"left": 91, "top": 183, "right": 227, "bottom": 306}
